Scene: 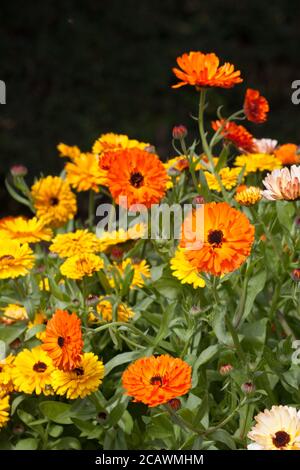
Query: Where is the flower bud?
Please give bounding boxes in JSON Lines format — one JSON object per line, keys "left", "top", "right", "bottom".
{"left": 110, "top": 247, "right": 124, "bottom": 261}
{"left": 12, "top": 424, "right": 25, "bottom": 435}
{"left": 294, "top": 216, "right": 300, "bottom": 228}
{"left": 168, "top": 398, "right": 181, "bottom": 411}
{"left": 291, "top": 269, "right": 300, "bottom": 282}
{"left": 172, "top": 125, "right": 187, "bottom": 140}
{"left": 193, "top": 195, "right": 205, "bottom": 206}
{"left": 190, "top": 305, "right": 201, "bottom": 315}
{"left": 97, "top": 411, "right": 107, "bottom": 423}
{"left": 86, "top": 294, "right": 99, "bottom": 307}
{"left": 10, "top": 165, "right": 28, "bottom": 177}
{"left": 219, "top": 364, "right": 233, "bottom": 376}
{"left": 241, "top": 381, "right": 255, "bottom": 394}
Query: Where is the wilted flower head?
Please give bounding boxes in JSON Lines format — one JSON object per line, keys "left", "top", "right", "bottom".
{"left": 262, "top": 165, "right": 300, "bottom": 201}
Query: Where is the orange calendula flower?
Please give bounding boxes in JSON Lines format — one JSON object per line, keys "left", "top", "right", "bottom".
{"left": 212, "top": 120, "right": 254, "bottom": 153}
{"left": 122, "top": 355, "right": 192, "bottom": 407}
{"left": 274, "top": 144, "right": 300, "bottom": 165}
{"left": 244, "top": 88, "right": 269, "bottom": 124}
{"left": 172, "top": 52, "right": 242, "bottom": 89}
{"left": 31, "top": 176, "right": 77, "bottom": 228}
{"left": 106, "top": 148, "right": 168, "bottom": 208}
{"left": 42, "top": 309, "right": 83, "bottom": 371}
{"left": 181, "top": 202, "right": 255, "bottom": 276}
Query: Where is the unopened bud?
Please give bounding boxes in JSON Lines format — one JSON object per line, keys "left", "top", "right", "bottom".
{"left": 12, "top": 424, "right": 25, "bottom": 435}
{"left": 86, "top": 294, "right": 99, "bottom": 306}
{"left": 97, "top": 411, "right": 107, "bottom": 423}
{"left": 241, "top": 381, "right": 255, "bottom": 394}
{"left": 295, "top": 216, "right": 300, "bottom": 228}
{"left": 291, "top": 269, "right": 300, "bottom": 282}
{"left": 110, "top": 247, "right": 124, "bottom": 261}
{"left": 190, "top": 305, "right": 201, "bottom": 315}
{"left": 168, "top": 398, "right": 181, "bottom": 411}
{"left": 10, "top": 165, "right": 28, "bottom": 177}
{"left": 193, "top": 195, "right": 205, "bottom": 206}
{"left": 9, "top": 338, "right": 22, "bottom": 350}
{"left": 172, "top": 125, "right": 187, "bottom": 140}
{"left": 219, "top": 364, "right": 233, "bottom": 376}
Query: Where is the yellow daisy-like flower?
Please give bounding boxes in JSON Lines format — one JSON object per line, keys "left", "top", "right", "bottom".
{"left": 50, "top": 230, "right": 103, "bottom": 258}
{"left": 235, "top": 186, "right": 262, "bottom": 206}
{"left": 170, "top": 248, "right": 206, "bottom": 289}
{"left": 89, "top": 297, "right": 134, "bottom": 323}
{"left": 234, "top": 153, "right": 282, "bottom": 176}
{"left": 204, "top": 167, "right": 242, "bottom": 192}
{"left": 65, "top": 152, "right": 108, "bottom": 192}
{"left": 109, "top": 258, "right": 151, "bottom": 289}
{"left": 57, "top": 143, "right": 81, "bottom": 160}
{"left": 92, "top": 132, "right": 149, "bottom": 155}
{"left": 52, "top": 352, "right": 104, "bottom": 399}
{"left": 0, "top": 304, "right": 28, "bottom": 325}
{"left": 97, "top": 223, "right": 147, "bottom": 251}
{"left": 27, "top": 312, "right": 48, "bottom": 340}
{"left": 12, "top": 346, "right": 55, "bottom": 395}
{"left": 0, "top": 355, "right": 15, "bottom": 396}
{"left": 31, "top": 176, "right": 77, "bottom": 228}
{"left": 248, "top": 405, "right": 300, "bottom": 450}
{"left": 0, "top": 240, "right": 34, "bottom": 279}
{"left": 0, "top": 217, "right": 52, "bottom": 244}
{"left": 0, "top": 395, "right": 10, "bottom": 429}
{"left": 60, "top": 253, "right": 104, "bottom": 280}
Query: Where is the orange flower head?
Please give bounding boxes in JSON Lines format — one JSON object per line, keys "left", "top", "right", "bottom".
{"left": 274, "top": 144, "right": 300, "bottom": 165}
{"left": 180, "top": 202, "right": 255, "bottom": 276}
{"left": 212, "top": 120, "right": 254, "bottom": 153}
{"left": 122, "top": 354, "right": 191, "bottom": 407}
{"left": 172, "top": 52, "right": 242, "bottom": 89}
{"left": 244, "top": 88, "right": 269, "bottom": 124}
{"left": 106, "top": 148, "right": 168, "bottom": 208}
{"left": 42, "top": 309, "right": 83, "bottom": 371}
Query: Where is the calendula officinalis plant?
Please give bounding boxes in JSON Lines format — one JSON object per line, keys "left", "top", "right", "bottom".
{"left": 1, "top": 50, "right": 300, "bottom": 450}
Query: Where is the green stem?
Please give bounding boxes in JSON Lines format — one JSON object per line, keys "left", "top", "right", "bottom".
{"left": 226, "top": 315, "right": 246, "bottom": 363}
{"left": 88, "top": 190, "right": 95, "bottom": 228}
{"left": 198, "top": 89, "right": 229, "bottom": 203}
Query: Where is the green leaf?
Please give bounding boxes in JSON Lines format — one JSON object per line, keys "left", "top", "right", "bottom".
{"left": 276, "top": 201, "right": 295, "bottom": 230}
{"left": 0, "top": 324, "right": 27, "bottom": 345}
{"left": 104, "top": 349, "right": 152, "bottom": 376}
{"left": 5, "top": 179, "right": 32, "bottom": 209}
{"left": 15, "top": 438, "right": 38, "bottom": 450}
{"left": 24, "top": 324, "right": 45, "bottom": 341}
{"left": 242, "top": 270, "right": 266, "bottom": 322}
{"left": 39, "top": 401, "right": 73, "bottom": 424}
{"left": 50, "top": 437, "right": 81, "bottom": 450}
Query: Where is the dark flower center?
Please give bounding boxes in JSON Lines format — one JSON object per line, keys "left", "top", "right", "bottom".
{"left": 74, "top": 367, "right": 84, "bottom": 376}
{"left": 57, "top": 336, "right": 65, "bottom": 347}
{"left": 130, "top": 172, "right": 144, "bottom": 188}
{"left": 272, "top": 430, "right": 291, "bottom": 449}
{"left": 0, "top": 366, "right": 2, "bottom": 373}
{"left": 33, "top": 361, "right": 47, "bottom": 373}
{"left": 150, "top": 375, "right": 163, "bottom": 387}
{"left": 207, "top": 229, "right": 224, "bottom": 246}
{"left": 50, "top": 197, "right": 59, "bottom": 206}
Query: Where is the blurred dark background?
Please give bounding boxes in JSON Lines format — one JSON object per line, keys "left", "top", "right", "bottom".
{"left": 1, "top": 0, "right": 300, "bottom": 215}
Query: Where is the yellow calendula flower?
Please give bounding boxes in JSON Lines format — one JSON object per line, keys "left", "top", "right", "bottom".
{"left": 248, "top": 405, "right": 300, "bottom": 450}
{"left": 0, "top": 304, "right": 28, "bottom": 325}
{"left": 234, "top": 153, "right": 282, "bottom": 175}
{"left": 89, "top": 297, "right": 134, "bottom": 323}
{"left": 50, "top": 230, "right": 103, "bottom": 258}
{"left": 65, "top": 152, "right": 108, "bottom": 192}
{"left": 0, "top": 395, "right": 10, "bottom": 429}
{"left": 57, "top": 143, "right": 81, "bottom": 160}
{"left": 97, "top": 223, "right": 147, "bottom": 251}
{"left": 164, "top": 155, "right": 189, "bottom": 173}
{"left": 0, "top": 355, "right": 15, "bottom": 396}
{"left": 170, "top": 248, "right": 206, "bottom": 289}
{"left": 92, "top": 132, "right": 149, "bottom": 155}
{"left": 235, "top": 186, "right": 262, "bottom": 206}
{"left": 27, "top": 312, "right": 48, "bottom": 340}
{"left": 0, "top": 240, "right": 34, "bottom": 279}
{"left": 31, "top": 176, "right": 77, "bottom": 228}
{"left": 0, "top": 217, "right": 52, "bottom": 244}
{"left": 204, "top": 167, "right": 242, "bottom": 192}
{"left": 12, "top": 346, "right": 55, "bottom": 395}
{"left": 52, "top": 352, "right": 104, "bottom": 399}
{"left": 60, "top": 253, "right": 104, "bottom": 280}
{"left": 109, "top": 258, "right": 151, "bottom": 289}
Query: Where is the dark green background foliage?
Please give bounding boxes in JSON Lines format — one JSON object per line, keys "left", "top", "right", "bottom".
{"left": 1, "top": 0, "right": 300, "bottom": 214}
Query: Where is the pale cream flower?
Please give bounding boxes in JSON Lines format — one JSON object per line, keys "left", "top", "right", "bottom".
{"left": 253, "top": 138, "right": 278, "bottom": 154}
{"left": 262, "top": 165, "right": 300, "bottom": 201}
{"left": 248, "top": 405, "right": 300, "bottom": 450}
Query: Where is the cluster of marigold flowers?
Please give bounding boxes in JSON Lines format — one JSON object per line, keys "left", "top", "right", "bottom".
{"left": 1, "top": 50, "right": 300, "bottom": 450}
